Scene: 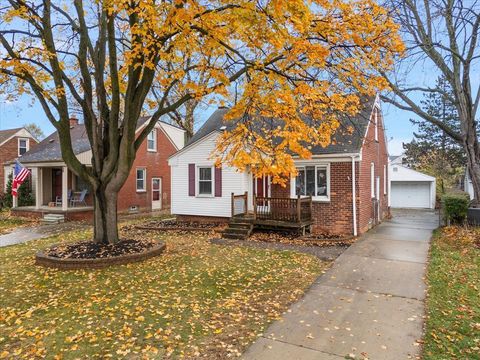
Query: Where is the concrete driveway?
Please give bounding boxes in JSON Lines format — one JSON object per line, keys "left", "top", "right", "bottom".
{"left": 243, "top": 209, "right": 438, "bottom": 360}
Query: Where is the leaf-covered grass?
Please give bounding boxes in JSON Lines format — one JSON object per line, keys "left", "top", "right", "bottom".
{"left": 0, "top": 223, "right": 326, "bottom": 359}
{"left": 0, "top": 210, "right": 32, "bottom": 235}
{"left": 424, "top": 226, "right": 480, "bottom": 360}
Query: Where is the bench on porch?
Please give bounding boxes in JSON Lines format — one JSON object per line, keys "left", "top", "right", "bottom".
{"left": 224, "top": 192, "right": 313, "bottom": 239}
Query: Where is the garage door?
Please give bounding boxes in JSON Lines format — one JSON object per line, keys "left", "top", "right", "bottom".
{"left": 391, "top": 181, "right": 431, "bottom": 208}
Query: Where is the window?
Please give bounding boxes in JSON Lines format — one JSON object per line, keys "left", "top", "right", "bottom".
{"left": 147, "top": 129, "right": 157, "bottom": 151}
{"left": 371, "top": 163, "right": 375, "bottom": 198}
{"left": 198, "top": 166, "right": 213, "bottom": 196}
{"left": 136, "top": 168, "right": 146, "bottom": 191}
{"left": 18, "top": 138, "right": 29, "bottom": 156}
{"left": 383, "top": 165, "right": 387, "bottom": 195}
{"left": 294, "top": 165, "right": 329, "bottom": 200}
{"left": 374, "top": 109, "right": 378, "bottom": 141}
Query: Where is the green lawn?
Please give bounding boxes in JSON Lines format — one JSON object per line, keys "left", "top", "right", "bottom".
{"left": 0, "top": 224, "right": 326, "bottom": 359}
{"left": 0, "top": 211, "right": 31, "bottom": 235}
{"left": 424, "top": 226, "right": 480, "bottom": 360}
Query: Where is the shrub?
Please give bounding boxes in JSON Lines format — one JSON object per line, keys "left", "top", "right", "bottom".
{"left": 442, "top": 192, "right": 470, "bottom": 224}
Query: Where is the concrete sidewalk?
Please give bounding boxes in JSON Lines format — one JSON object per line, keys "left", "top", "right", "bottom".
{"left": 0, "top": 222, "right": 89, "bottom": 247}
{"left": 243, "top": 209, "right": 438, "bottom": 360}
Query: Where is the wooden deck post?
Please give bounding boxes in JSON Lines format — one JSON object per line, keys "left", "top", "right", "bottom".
{"left": 231, "top": 192, "right": 234, "bottom": 218}
{"left": 297, "top": 195, "right": 301, "bottom": 223}
{"left": 253, "top": 194, "right": 257, "bottom": 220}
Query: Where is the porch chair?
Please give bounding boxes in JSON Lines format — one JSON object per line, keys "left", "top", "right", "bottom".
{"left": 70, "top": 189, "right": 88, "bottom": 207}
{"left": 55, "top": 189, "right": 72, "bottom": 207}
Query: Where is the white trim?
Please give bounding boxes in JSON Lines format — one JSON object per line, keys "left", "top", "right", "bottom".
{"left": 374, "top": 109, "right": 378, "bottom": 142}
{"left": 18, "top": 137, "right": 29, "bottom": 156}
{"left": 383, "top": 165, "right": 387, "bottom": 195}
{"left": 370, "top": 162, "right": 375, "bottom": 198}
{"left": 291, "top": 163, "right": 331, "bottom": 202}
{"left": 196, "top": 165, "right": 214, "bottom": 197}
{"left": 151, "top": 177, "right": 162, "bottom": 210}
{"left": 147, "top": 128, "right": 157, "bottom": 152}
{"left": 136, "top": 167, "right": 147, "bottom": 192}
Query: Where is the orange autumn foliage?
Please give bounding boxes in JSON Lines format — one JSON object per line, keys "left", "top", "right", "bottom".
{"left": 0, "top": 0, "right": 403, "bottom": 188}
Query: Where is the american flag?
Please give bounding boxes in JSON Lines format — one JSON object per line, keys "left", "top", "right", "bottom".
{"left": 11, "top": 160, "right": 31, "bottom": 196}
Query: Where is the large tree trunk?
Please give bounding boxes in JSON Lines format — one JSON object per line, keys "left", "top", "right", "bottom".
{"left": 459, "top": 107, "right": 480, "bottom": 204}
{"left": 93, "top": 188, "right": 119, "bottom": 244}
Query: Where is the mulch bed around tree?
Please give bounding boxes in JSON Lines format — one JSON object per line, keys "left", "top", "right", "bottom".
{"left": 135, "top": 219, "right": 225, "bottom": 232}
{"left": 249, "top": 230, "right": 356, "bottom": 247}
{"left": 45, "top": 239, "right": 157, "bottom": 259}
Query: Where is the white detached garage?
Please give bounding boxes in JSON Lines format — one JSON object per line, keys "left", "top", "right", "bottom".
{"left": 388, "top": 165, "right": 436, "bottom": 209}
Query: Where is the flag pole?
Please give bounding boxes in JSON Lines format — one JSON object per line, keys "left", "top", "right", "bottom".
{"left": 12, "top": 193, "right": 17, "bottom": 208}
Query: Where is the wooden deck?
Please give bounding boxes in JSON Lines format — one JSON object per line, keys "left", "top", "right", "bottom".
{"left": 231, "top": 192, "right": 313, "bottom": 234}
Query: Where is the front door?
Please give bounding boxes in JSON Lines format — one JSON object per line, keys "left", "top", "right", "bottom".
{"left": 152, "top": 177, "right": 162, "bottom": 210}
{"left": 253, "top": 175, "right": 270, "bottom": 211}
{"left": 52, "top": 169, "right": 62, "bottom": 201}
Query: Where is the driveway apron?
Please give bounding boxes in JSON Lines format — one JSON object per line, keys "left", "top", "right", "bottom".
{"left": 243, "top": 209, "right": 438, "bottom": 360}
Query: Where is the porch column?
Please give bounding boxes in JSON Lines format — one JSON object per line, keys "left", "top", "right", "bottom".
{"left": 62, "top": 166, "right": 68, "bottom": 211}
{"left": 35, "top": 168, "right": 43, "bottom": 210}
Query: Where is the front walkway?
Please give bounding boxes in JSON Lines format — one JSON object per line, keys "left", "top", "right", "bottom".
{"left": 0, "top": 222, "right": 89, "bottom": 247}
{"left": 243, "top": 209, "right": 438, "bottom": 360}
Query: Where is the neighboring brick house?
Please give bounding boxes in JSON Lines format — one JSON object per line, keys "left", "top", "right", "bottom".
{"left": 0, "top": 127, "right": 39, "bottom": 192}
{"left": 7, "top": 117, "right": 185, "bottom": 220}
{"left": 168, "top": 95, "right": 389, "bottom": 236}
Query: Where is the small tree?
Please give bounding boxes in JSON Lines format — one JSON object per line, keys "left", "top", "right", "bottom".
{"left": 2, "top": 173, "right": 34, "bottom": 208}
{"left": 24, "top": 123, "right": 45, "bottom": 141}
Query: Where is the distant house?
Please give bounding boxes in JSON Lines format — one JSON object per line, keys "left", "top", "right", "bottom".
{"left": 0, "top": 127, "right": 39, "bottom": 192}
{"left": 6, "top": 117, "right": 185, "bottom": 220}
{"left": 168, "top": 96, "right": 389, "bottom": 236}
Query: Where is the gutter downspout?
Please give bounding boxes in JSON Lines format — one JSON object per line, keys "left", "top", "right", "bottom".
{"left": 351, "top": 155, "right": 358, "bottom": 236}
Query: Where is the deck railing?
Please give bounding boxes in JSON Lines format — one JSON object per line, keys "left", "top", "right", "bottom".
{"left": 253, "top": 195, "right": 312, "bottom": 224}
{"left": 231, "top": 191, "right": 248, "bottom": 217}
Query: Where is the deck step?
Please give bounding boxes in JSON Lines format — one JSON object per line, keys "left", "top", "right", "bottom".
{"left": 222, "top": 232, "right": 249, "bottom": 240}
{"left": 41, "top": 213, "right": 65, "bottom": 224}
{"left": 222, "top": 218, "right": 254, "bottom": 239}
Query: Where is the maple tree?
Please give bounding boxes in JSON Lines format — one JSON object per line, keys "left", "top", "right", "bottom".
{"left": 0, "top": 0, "right": 402, "bottom": 244}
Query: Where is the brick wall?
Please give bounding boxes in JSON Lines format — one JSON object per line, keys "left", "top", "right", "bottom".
{"left": 357, "top": 107, "right": 390, "bottom": 233}
{"left": 0, "top": 136, "right": 38, "bottom": 191}
{"left": 271, "top": 162, "right": 357, "bottom": 235}
{"left": 117, "top": 127, "right": 177, "bottom": 212}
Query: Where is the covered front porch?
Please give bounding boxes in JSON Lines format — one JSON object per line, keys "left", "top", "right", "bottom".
{"left": 12, "top": 164, "right": 93, "bottom": 220}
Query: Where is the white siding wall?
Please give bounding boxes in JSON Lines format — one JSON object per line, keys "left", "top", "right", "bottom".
{"left": 169, "top": 132, "right": 247, "bottom": 217}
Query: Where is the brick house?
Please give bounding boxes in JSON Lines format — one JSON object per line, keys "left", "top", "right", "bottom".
{"left": 168, "top": 95, "right": 389, "bottom": 236}
{"left": 7, "top": 117, "right": 185, "bottom": 220}
{"left": 0, "top": 127, "right": 39, "bottom": 192}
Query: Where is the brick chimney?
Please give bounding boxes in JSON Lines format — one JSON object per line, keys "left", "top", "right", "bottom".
{"left": 69, "top": 115, "right": 79, "bottom": 127}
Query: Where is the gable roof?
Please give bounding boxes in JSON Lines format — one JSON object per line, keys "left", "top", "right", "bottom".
{"left": 18, "top": 116, "right": 183, "bottom": 163}
{"left": 0, "top": 127, "right": 33, "bottom": 146}
{"left": 19, "top": 124, "right": 90, "bottom": 163}
{"left": 185, "top": 98, "right": 376, "bottom": 156}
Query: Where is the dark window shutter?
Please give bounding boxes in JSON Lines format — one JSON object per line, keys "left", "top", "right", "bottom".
{"left": 215, "top": 166, "right": 222, "bottom": 197}
{"left": 188, "top": 164, "right": 195, "bottom": 196}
